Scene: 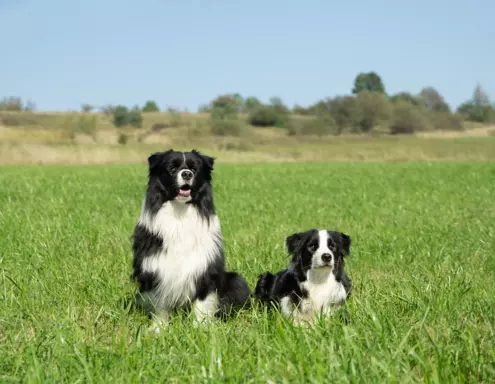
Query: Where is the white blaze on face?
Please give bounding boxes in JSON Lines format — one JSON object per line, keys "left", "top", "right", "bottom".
{"left": 311, "top": 230, "right": 334, "bottom": 269}
{"left": 175, "top": 152, "right": 194, "bottom": 201}
{"left": 177, "top": 169, "right": 192, "bottom": 190}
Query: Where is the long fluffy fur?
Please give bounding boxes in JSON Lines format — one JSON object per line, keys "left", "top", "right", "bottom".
{"left": 254, "top": 229, "right": 352, "bottom": 325}
{"left": 131, "top": 149, "right": 250, "bottom": 327}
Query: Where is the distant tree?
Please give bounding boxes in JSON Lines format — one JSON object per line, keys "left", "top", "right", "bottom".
{"left": 418, "top": 87, "right": 450, "bottom": 113}
{"left": 352, "top": 91, "right": 391, "bottom": 132}
{"left": 142, "top": 100, "right": 160, "bottom": 113}
{"left": 24, "top": 100, "right": 36, "bottom": 111}
{"left": 390, "top": 101, "right": 431, "bottom": 134}
{"left": 211, "top": 94, "right": 243, "bottom": 115}
{"left": 112, "top": 105, "right": 129, "bottom": 128}
{"left": 0, "top": 96, "right": 23, "bottom": 111}
{"left": 128, "top": 105, "right": 143, "bottom": 128}
{"left": 269, "top": 97, "right": 289, "bottom": 113}
{"left": 326, "top": 96, "right": 356, "bottom": 134}
{"left": 389, "top": 92, "right": 423, "bottom": 107}
{"left": 457, "top": 84, "right": 494, "bottom": 123}
{"left": 248, "top": 105, "right": 281, "bottom": 127}
{"left": 243, "top": 97, "right": 261, "bottom": 113}
{"left": 81, "top": 104, "right": 94, "bottom": 113}
{"left": 352, "top": 72, "right": 386, "bottom": 94}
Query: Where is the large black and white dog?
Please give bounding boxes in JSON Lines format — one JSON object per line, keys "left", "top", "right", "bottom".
{"left": 254, "top": 229, "right": 352, "bottom": 325}
{"left": 131, "top": 149, "right": 250, "bottom": 330}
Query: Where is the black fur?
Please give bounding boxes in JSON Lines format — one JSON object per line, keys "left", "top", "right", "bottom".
{"left": 131, "top": 149, "right": 251, "bottom": 321}
{"left": 254, "top": 229, "right": 352, "bottom": 312}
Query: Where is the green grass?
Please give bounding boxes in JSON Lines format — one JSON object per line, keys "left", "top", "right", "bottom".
{"left": 1, "top": 162, "right": 494, "bottom": 383}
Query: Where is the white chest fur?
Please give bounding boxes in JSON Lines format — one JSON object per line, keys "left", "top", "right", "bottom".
{"left": 283, "top": 268, "right": 347, "bottom": 324}
{"left": 138, "top": 200, "right": 222, "bottom": 310}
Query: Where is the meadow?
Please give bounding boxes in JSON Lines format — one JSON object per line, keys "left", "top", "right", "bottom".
{"left": 1, "top": 161, "right": 494, "bottom": 383}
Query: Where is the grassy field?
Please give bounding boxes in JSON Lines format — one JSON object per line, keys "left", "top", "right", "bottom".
{"left": 1, "top": 110, "right": 495, "bottom": 165}
{"left": 1, "top": 161, "right": 494, "bottom": 383}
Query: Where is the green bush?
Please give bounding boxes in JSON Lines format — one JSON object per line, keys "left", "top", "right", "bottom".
{"left": 287, "top": 115, "right": 337, "bottom": 136}
{"left": 248, "top": 105, "right": 283, "bottom": 127}
{"left": 113, "top": 105, "right": 129, "bottom": 128}
{"left": 389, "top": 102, "right": 431, "bottom": 134}
{"left": 118, "top": 133, "right": 128, "bottom": 145}
{"left": 352, "top": 91, "right": 392, "bottom": 132}
{"left": 142, "top": 100, "right": 160, "bottom": 113}
{"left": 210, "top": 117, "right": 247, "bottom": 137}
{"left": 429, "top": 112, "right": 464, "bottom": 131}
{"left": 127, "top": 106, "right": 143, "bottom": 128}
{"left": 326, "top": 96, "right": 356, "bottom": 134}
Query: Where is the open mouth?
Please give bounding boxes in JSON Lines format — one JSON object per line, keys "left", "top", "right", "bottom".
{"left": 177, "top": 185, "right": 191, "bottom": 197}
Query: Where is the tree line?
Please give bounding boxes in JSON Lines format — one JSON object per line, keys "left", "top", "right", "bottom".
{"left": 1, "top": 72, "right": 494, "bottom": 136}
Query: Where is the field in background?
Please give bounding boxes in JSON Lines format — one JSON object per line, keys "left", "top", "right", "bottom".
{"left": 1, "top": 162, "right": 494, "bottom": 382}
{"left": 1, "top": 110, "right": 495, "bottom": 164}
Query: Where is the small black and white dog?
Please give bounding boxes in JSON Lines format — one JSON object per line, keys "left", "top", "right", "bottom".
{"left": 254, "top": 229, "right": 352, "bottom": 325}
{"left": 131, "top": 149, "right": 250, "bottom": 330}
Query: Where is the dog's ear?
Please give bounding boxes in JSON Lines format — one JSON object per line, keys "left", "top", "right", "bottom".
{"left": 148, "top": 152, "right": 161, "bottom": 169}
{"left": 340, "top": 233, "right": 351, "bottom": 256}
{"left": 286, "top": 232, "right": 306, "bottom": 255}
{"left": 192, "top": 149, "right": 215, "bottom": 173}
{"left": 148, "top": 149, "right": 173, "bottom": 170}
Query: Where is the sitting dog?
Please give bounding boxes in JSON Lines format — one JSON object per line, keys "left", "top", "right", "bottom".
{"left": 254, "top": 229, "right": 352, "bottom": 325}
{"left": 131, "top": 149, "right": 251, "bottom": 330}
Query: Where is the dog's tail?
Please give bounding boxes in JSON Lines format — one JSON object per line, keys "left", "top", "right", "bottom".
{"left": 253, "top": 272, "right": 276, "bottom": 303}
{"left": 217, "top": 271, "right": 251, "bottom": 320}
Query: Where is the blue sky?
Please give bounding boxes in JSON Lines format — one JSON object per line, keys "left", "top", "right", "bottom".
{"left": 1, "top": 0, "right": 494, "bottom": 112}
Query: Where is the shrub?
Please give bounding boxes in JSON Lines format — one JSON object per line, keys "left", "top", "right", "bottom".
{"left": 0, "top": 97, "right": 23, "bottom": 111}
{"left": 210, "top": 94, "right": 243, "bottom": 115}
{"left": 243, "top": 97, "right": 261, "bottom": 113}
{"left": 127, "top": 106, "right": 143, "bottom": 128}
{"left": 113, "top": 105, "right": 129, "bottom": 128}
{"left": 287, "top": 115, "right": 337, "bottom": 136}
{"left": 248, "top": 105, "right": 281, "bottom": 127}
{"left": 326, "top": 96, "right": 356, "bottom": 134}
{"left": 210, "top": 117, "right": 246, "bottom": 137}
{"left": 429, "top": 112, "right": 464, "bottom": 131}
{"left": 118, "top": 133, "right": 128, "bottom": 145}
{"left": 389, "top": 102, "right": 431, "bottom": 134}
{"left": 352, "top": 91, "right": 392, "bottom": 132}
{"left": 142, "top": 100, "right": 160, "bottom": 113}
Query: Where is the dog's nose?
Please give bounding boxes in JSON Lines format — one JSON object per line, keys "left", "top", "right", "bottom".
{"left": 321, "top": 253, "right": 332, "bottom": 263}
{"left": 182, "top": 170, "right": 193, "bottom": 180}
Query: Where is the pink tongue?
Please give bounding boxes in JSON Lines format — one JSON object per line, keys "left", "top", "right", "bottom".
{"left": 178, "top": 189, "right": 191, "bottom": 197}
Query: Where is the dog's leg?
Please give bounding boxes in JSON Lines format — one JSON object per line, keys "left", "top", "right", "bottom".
{"left": 150, "top": 309, "right": 170, "bottom": 334}
{"left": 193, "top": 292, "right": 219, "bottom": 326}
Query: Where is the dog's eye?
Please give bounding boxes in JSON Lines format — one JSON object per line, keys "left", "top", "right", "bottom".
{"left": 170, "top": 167, "right": 176, "bottom": 173}
{"left": 308, "top": 244, "right": 316, "bottom": 252}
